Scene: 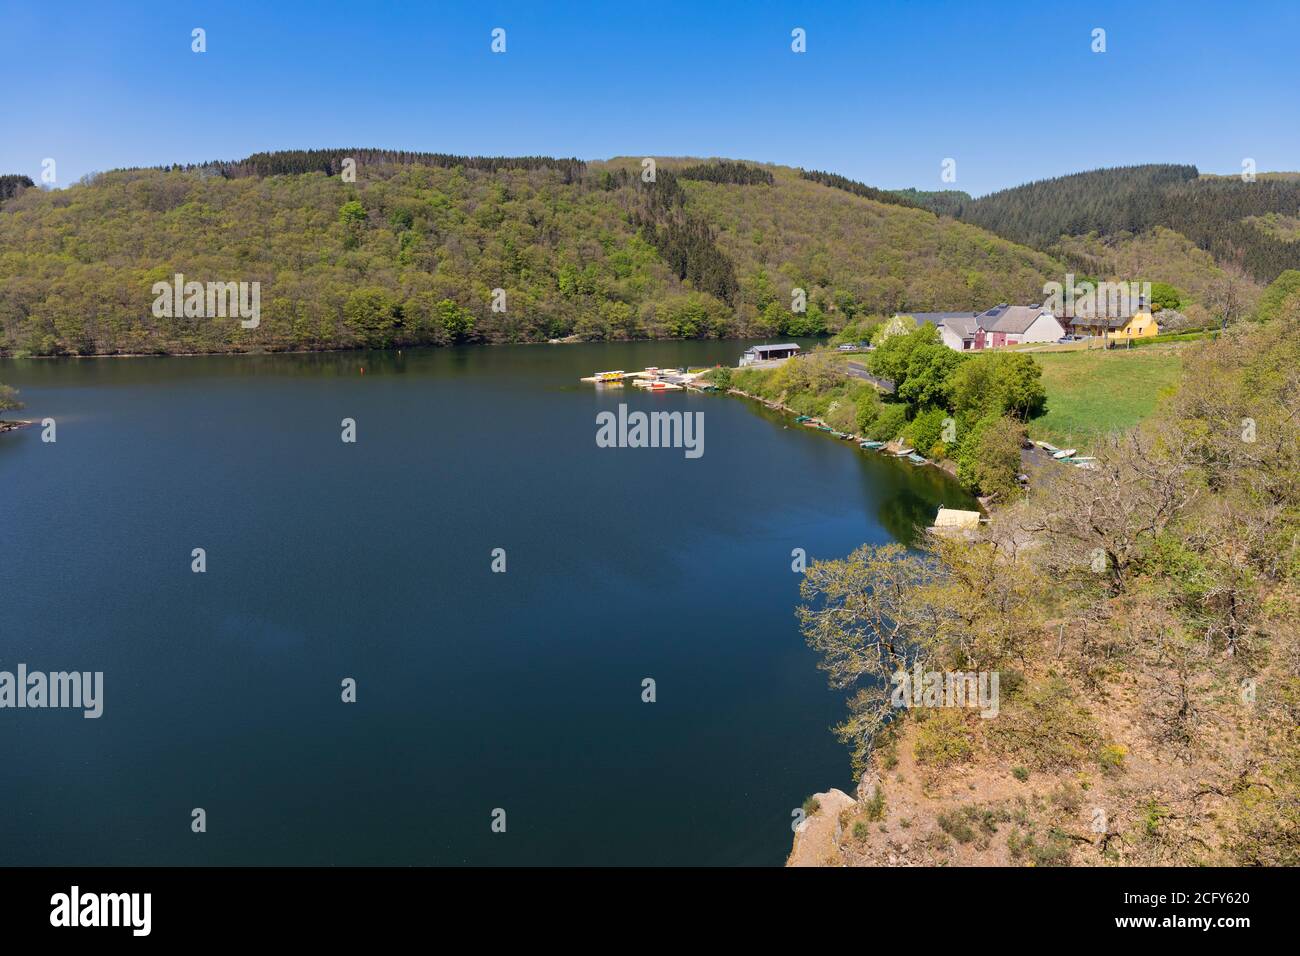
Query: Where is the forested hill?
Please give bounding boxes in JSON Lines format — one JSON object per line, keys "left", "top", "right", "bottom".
{"left": 0, "top": 151, "right": 1062, "bottom": 356}
{"left": 907, "top": 164, "right": 1300, "bottom": 284}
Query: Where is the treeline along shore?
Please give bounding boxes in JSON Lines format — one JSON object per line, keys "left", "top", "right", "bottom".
{"left": 783, "top": 299, "right": 1300, "bottom": 867}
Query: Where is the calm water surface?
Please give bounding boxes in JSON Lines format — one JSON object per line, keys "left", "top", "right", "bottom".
{"left": 0, "top": 341, "right": 976, "bottom": 865}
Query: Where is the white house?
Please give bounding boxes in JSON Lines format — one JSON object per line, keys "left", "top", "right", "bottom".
{"left": 975, "top": 304, "right": 1065, "bottom": 347}
{"left": 896, "top": 305, "right": 1066, "bottom": 352}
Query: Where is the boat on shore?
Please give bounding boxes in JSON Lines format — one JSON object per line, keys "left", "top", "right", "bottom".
{"left": 906, "top": 452, "right": 928, "bottom": 465}
{"left": 859, "top": 440, "right": 885, "bottom": 449}
{"left": 1051, "top": 448, "right": 1078, "bottom": 460}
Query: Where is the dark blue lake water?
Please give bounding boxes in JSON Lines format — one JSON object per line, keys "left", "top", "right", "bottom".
{"left": 0, "top": 342, "right": 975, "bottom": 865}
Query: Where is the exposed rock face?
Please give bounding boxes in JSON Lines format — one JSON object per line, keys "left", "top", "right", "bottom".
{"left": 855, "top": 769, "right": 882, "bottom": 802}
{"left": 786, "top": 788, "right": 856, "bottom": 867}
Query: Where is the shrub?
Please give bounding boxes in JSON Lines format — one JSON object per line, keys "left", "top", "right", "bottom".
{"left": 913, "top": 709, "right": 976, "bottom": 767}
{"left": 879, "top": 747, "right": 900, "bottom": 771}
{"left": 1050, "top": 783, "right": 1083, "bottom": 815}
{"left": 0, "top": 383, "right": 23, "bottom": 418}
{"left": 989, "top": 676, "right": 1101, "bottom": 770}
{"left": 1142, "top": 800, "right": 1169, "bottom": 838}
{"left": 863, "top": 786, "right": 886, "bottom": 822}
{"left": 854, "top": 389, "right": 883, "bottom": 433}
{"left": 1149, "top": 281, "right": 1182, "bottom": 311}
{"left": 902, "top": 405, "right": 950, "bottom": 457}
{"left": 868, "top": 403, "right": 909, "bottom": 441}
{"left": 704, "top": 365, "right": 733, "bottom": 390}
{"left": 824, "top": 397, "right": 858, "bottom": 433}
{"left": 1097, "top": 743, "right": 1128, "bottom": 774}
{"left": 1012, "top": 766, "right": 1030, "bottom": 782}
{"left": 1008, "top": 826, "right": 1071, "bottom": 866}
{"left": 1007, "top": 828, "right": 1028, "bottom": 859}
{"left": 956, "top": 413, "right": 1025, "bottom": 499}
{"left": 1030, "top": 828, "right": 1072, "bottom": 866}
{"left": 802, "top": 796, "right": 821, "bottom": 817}
{"left": 852, "top": 820, "right": 871, "bottom": 841}
{"left": 947, "top": 350, "right": 1046, "bottom": 421}
{"left": 937, "top": 809, "right": 976, "bottom": 843}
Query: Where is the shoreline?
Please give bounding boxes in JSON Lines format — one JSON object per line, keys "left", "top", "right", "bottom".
{"left": 724, "top": 385, "right": 987, "bottom": 503}
{"left": 0, "top": 419, "right": 34, "bottom": 433}
{"left": 0, "top": 335, "right": 825, "bottom": 362}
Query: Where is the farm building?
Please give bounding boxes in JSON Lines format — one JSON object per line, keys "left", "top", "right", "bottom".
{"left": 739, "top": 343, "right": 801, "bottom": 366}
{"left": 894, "top": 305, "right": 1065, "bottom": 352}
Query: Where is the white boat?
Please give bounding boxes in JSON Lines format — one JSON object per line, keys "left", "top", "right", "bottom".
{"left": 1052, "top": 448, "right": 1078, "bottom": 459}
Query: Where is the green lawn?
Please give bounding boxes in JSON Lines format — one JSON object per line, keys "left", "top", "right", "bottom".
{"left": 1028, "top": 348, "right": 1185, "bottom": 451}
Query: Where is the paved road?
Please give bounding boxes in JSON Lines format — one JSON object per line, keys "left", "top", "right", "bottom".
{"left": 845, "top": 361, "right": 895, "bottom": 393}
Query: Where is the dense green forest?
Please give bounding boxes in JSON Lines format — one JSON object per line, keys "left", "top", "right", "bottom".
{"left": 0, "top": 175, "right": 34, "bottom": 201}
{"left": 9, "top": 152, "right": 1287, "bottom": 357}
{"left": 0, "top": 152, "right": 1062, "bottom": 355}
{"left": 154, "top": 148, "right": 587, "bottom": 182}
{"left": 799, "top": 168, "right": 923, "bottom": 210}
{"left": 912, "top": 164, "right": 1300, "bottom": 285}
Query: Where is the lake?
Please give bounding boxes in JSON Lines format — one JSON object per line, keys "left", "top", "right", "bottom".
{"left": 0, "top": 341, "right": 976, "bottom": 865}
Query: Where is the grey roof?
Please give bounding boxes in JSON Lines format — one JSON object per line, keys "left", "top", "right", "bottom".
{"left": 975, "top": 305, "right": 1055, "bottom": 334}
{"left": 939, "top": 314, "right": 982, "bottom": 338}
{"left": 895, "top": 311, "right": 978, "bottom": 326}
{"left": 746, "top": 343, "right": 801, "bottom": 354}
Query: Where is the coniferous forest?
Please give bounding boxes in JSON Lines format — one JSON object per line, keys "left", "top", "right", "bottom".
{"left": 909, "top": 164, "right": 1300, "bottom": 284}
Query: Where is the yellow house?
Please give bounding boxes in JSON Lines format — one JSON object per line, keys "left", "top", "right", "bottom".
{"left": 1106, "top": 309, "right": 1159, "bottom": 343}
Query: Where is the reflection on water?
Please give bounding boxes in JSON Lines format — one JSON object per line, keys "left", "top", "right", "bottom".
{"left": 0, "top": 341, "right": 976, "bottom": 865}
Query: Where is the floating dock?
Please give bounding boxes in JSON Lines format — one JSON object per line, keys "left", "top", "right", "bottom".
{"left": 580, "top": 369, "right": 632, "bottom": 383}
{"left": 582, "top": 366, "right": 708, "bottom": 388}
{"left": 930, "top": 507, "right": 984, "bottom": 534}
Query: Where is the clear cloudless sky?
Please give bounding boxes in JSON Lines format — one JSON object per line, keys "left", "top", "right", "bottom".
{"left": 1, "top": 0, "right": 1296, "bottom": 196}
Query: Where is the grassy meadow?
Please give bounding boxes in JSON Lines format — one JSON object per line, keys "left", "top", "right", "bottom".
{"left": 1028, "top": 347, "right": 1185, "bottom": 450}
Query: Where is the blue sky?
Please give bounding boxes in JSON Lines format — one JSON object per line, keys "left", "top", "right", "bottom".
{"left": 1, "top": 0, "right": 1296, "bottom": 196}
